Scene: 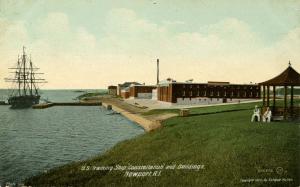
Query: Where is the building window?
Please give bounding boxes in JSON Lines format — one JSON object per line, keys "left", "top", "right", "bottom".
{"left": 190, "top": 91, "right": 192, "bottom": 96}
{"left": 183, "top": 91, "right": 185, "bottom": 96}
{"left": 197, "top": 91, "right": 199, "bottom": 96}
{"left": 183, "top": 85, "right": 185, "bottom": 88}
{"left": 224, "top": 91, "right": 227, "bottom": 97}
{"left": 204, "top": 91, "right": 207, "bottom": 96}
{"left": 190, "top": 85, "right": 192, "bottom": 89}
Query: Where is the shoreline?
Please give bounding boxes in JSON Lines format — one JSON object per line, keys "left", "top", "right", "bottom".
{"left": 79, "top": 95, "right": 178, "bottom": 132}
{"left": 85, "top": 96, "right": 262, "bottom": 132}
{"left": 101, "top": 102, "right": 164, "bottom": 132}
{"left": 24, "top": 100, "right": 299, "bottom": 186}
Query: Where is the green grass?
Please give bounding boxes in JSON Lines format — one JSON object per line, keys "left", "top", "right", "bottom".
{"left": 25, "top": 103, "right": 299, "bottom": 187}
{"left": 143, "top": 101, "right": 262, "bottom": 116}
{"left": 268, "top": 98, "right": 300, "bottom": 107}
{"left": 189, "top": 101, "right": 262, "bottom": 115}
{"left": 143, "top": 99, "right": 300, "bottom": 116}
{"left": 76, "top": 91, "right": 108, "bottom": 100}
{"left": 276, "top": 87, "right": 300, "bottom": 95}
{"left": 142, "top": 108, "right": 180, "bottom": 116}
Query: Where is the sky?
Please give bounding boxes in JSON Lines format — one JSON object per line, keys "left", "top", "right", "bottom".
{"left": 0, "top": 0, "right": 299, "bottom": 89}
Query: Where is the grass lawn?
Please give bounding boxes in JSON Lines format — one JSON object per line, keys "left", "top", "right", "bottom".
{"left": 25, "top": 102, "right": 299, "bottom": 187}
{"left": 143, "top": 101, "right": 262, "bottom": 116}
{"left": 76, "top": 90, "right": 108, "bottom": 100}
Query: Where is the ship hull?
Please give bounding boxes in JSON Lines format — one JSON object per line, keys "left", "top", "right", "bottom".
{"left": 8, "top": 95, "right": 40, "bottom": 109}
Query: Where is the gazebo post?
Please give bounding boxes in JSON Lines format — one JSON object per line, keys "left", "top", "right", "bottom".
{"left": 272, "top": 85, "right": 276, "bottom": 110}
{"left": 291, "top": 85, "right": 294, "bottom": 116}
{"left": 262, "top": 86, "right": 266, "bottom": 106}
{"left": 284, "top": 85, "right": 287, "bottom": 119}
{"left": 267, "top": 86, "right": 270, "bottom": 107}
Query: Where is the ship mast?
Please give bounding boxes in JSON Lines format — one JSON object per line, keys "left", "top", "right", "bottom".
{"left": 22, "top": 46, "right": 26, "bottom": 96}
{"left": 5, "top": 46, "right": 46, "bottom": 97}
{"left": 17, "top": 56, "right": 21, "bottom": 96}
{"left": 30, "top": 55, "right": 33, "bottom": 96}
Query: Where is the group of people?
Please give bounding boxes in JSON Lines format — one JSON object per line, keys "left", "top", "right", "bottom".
{"left": 251, "top": 105, "right": 272, "bottom": 123}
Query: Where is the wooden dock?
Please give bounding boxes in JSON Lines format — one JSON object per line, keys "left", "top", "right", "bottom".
{"left": 32, "top": 102, "right": 102, "bottom": 109}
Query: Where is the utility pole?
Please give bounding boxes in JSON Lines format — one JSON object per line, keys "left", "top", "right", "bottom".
{"left": 157, "top": 58, "right": 159, "bottom": 85}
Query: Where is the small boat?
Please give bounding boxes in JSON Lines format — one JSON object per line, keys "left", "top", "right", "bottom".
{"left": 106, "top": 111, "right": 121, "bottom": 115}
{"left": 0, "top": 101, "right": 8, "bottom": 105}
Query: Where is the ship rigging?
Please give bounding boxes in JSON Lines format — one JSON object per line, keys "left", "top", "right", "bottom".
{"left": 4, "top": 47, "right": 46, "bottom": 108}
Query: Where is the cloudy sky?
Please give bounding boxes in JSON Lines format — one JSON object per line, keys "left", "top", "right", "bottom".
{"left": 0, "top": 0, "right": 299, "bottom": 89}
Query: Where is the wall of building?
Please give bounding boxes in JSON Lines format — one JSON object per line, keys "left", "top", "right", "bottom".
{"left": 137, "top": 93, "right": 152, "bottom": 99}
{"left": 129, "top": 86, "right": 157, "bottom": 99}
{"left": 108, "top": 89, "right": 117, "bottom": 96}
{"left": 176, "top": 97, "right": 250, "bottom": 105}
{"left": 121, "top": 91, "right": 130, "bottom": 99}
{"left": 152, "top": 89, "right": 157, "bottom": 100}
{"left": 117, "top": 85, "right": 122, "bottom": 96}
{"left": 108, "top": 86, "right": 117, "bottom": 96}
{"left": 158, "top": 83, "right": 260, "bottom": 103}
{"left": 157, "top": 85, "right": 172, "bottom": 102}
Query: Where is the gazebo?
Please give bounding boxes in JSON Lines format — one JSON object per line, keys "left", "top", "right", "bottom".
{"left": 259, "top": 63, "right": 300, "bottom": 120}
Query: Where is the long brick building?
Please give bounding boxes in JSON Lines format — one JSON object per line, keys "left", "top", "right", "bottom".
{"left": 157, "top": 81, "right": 260, "bottom": 104}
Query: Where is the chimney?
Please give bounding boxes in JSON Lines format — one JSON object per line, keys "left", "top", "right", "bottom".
{"left": 157, "top": 59, "right": 159, "bottom": 85}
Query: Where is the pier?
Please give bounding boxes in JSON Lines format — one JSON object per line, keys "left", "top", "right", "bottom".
{"left": 32, "top": 102, "right": 102, "bottom": 109}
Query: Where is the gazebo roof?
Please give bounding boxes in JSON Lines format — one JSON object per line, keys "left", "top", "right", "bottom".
{"left": 259, "top": 65, "right": 300, "bottom": 86}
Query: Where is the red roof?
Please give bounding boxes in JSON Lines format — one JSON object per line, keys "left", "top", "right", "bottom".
{"left": 259, "top": 65, "right": 300, "bottom": 86}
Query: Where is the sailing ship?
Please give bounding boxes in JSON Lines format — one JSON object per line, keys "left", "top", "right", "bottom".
{"left": 5, "top": 47, "right": 46, "bottom": 109}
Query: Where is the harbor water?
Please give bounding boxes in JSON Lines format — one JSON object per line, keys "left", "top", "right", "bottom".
{"left": 0, "top": 89, "right": 144, "bottom": 185}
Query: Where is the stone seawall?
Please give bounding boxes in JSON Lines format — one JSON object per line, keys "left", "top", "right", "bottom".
{"left": 102, "top": 102, "right": 161, "bottom": 132}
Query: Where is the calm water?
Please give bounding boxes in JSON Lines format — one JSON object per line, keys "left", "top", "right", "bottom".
{"left": 0, "top": 89, "right": 144, "bottom": 185}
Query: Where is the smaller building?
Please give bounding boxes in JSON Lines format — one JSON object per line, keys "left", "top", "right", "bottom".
{"left": 129, "top": 85, "right": 157, "bottom": 99}
{"left": 117, "top": 82, "right": 142, "bottom": 96}
{"left": 121, "top": 87, "right": 130, "bottom": 99}
{"left": 108, "top": 85, "right": 117, "bottom": 96}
